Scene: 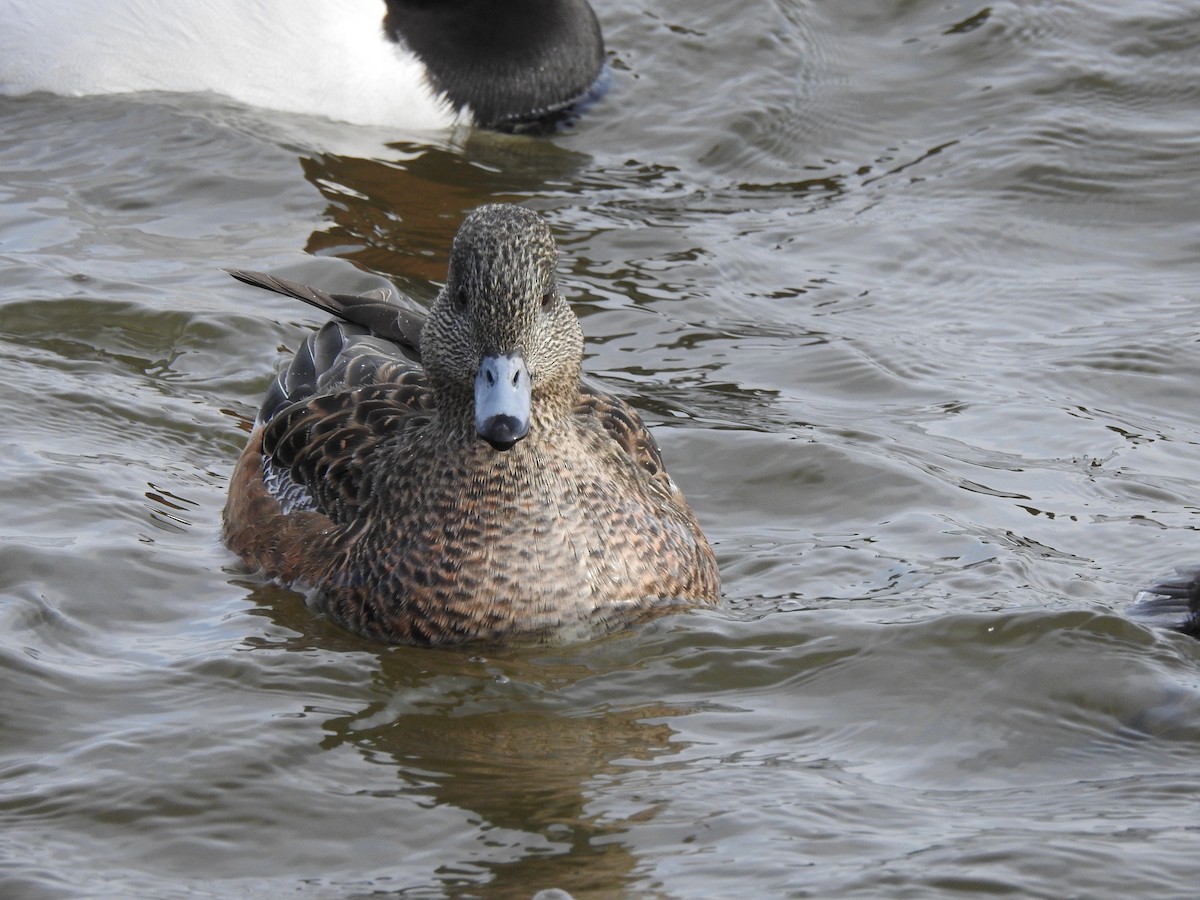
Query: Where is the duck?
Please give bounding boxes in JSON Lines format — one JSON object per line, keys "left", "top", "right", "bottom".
{"left": 1130, "top": 565, "right": 1200, "bottom": 639}
{"left": 0, "top": 0, "right": 606, "bottom": 130}
{"left": 223, "top": 204, "right": 721, "bottom": 645}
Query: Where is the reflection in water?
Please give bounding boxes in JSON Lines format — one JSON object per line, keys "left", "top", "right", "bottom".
{"left": 299, "top": 135, "right": 595, "bottom": 286}
{"left": 327, "top": 698, "right": 683, "bottom": 896}
{"left": 243, "top": 588, "right": 693, "bottom": 896}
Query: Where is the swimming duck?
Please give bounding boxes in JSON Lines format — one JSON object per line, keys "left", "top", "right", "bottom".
{"left": 1130, "top": 565, "right": 1200, "bottom": 639}
{"left": 0, "top": 0, "right": 606, "bottom": 130}
{"left": 224, "top": 204, "right": 721, "bottom": 644}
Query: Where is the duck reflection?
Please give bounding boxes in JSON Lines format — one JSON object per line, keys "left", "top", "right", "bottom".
{"left": 297, "top": 136, "right": 595, "bottom": 287}
{"left": 240, "top": 584, "right": 693, "bottom": 897}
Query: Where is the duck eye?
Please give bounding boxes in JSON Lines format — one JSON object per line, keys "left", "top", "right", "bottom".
{"left": 454, "top": 287, "right": 469, "bottom": 312}
{"left": 541, "top": 291, "right": 554, "bottom": 310}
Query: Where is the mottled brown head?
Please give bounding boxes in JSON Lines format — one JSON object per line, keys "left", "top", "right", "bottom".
{"left": 421, "top": 204, "right": 584, "bottom": 448}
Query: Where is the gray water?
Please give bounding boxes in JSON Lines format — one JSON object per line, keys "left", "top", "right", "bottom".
{"left": 3, "top": 1, "right": 1200, "bottom": 897}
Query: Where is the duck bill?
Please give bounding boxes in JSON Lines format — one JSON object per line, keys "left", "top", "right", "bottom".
{"left": 474, "top": 351, "right": 531, "bottom": 450}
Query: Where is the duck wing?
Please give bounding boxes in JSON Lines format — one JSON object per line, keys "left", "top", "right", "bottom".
{"left": 229, "top": 269, "right": 433, "bottom": 520}
{"left": 575, "top": 382, "right": 678, "bottom": 503}
{"left": 227, "top": 268, "right": 427, "bottom": 420}
{"left": 261, "top": 378, "right": 433, "bottom": 522}
{"left": 226, "top": 269, "right": 424, "bottom": 348}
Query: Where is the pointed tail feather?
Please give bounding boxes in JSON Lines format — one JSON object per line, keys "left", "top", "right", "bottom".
{"left": 226, "top": 268, "right": 424, "bottom": 351}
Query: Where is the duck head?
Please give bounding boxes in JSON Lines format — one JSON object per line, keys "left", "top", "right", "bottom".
{"left": 383, "top": 0, "right": 606, "bottom": 130}
{"left": 422, "top": 204, "right": 584, "bottom": 451}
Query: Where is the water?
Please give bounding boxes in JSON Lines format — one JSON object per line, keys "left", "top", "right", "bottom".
{"left": 2, "top": 0, "right": 1200, "bottom": 896}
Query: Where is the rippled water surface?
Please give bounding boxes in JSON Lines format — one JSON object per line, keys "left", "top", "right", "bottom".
{"left": 3, "top": 1, "right": 1200, "bottom": 897}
